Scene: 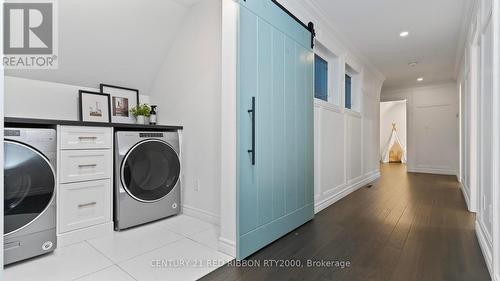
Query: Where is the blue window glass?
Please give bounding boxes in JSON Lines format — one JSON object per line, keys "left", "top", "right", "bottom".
{"left": 345, "top": 74, "right": 352, "bottom": 109}
{"left": 314, "top": 55, "right": 328, "bottom": 101}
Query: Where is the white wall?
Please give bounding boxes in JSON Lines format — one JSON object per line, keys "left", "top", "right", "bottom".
{"left": 313, "top": 81, "right": 383, "bottom": 211}
{"left": 5, "top": 77, "right": 95, "bottom": 120}
{"left": 381, "top": 83, "right": 459, "bottom": 175}
{"left": 4, "top": 76, "right": 149, "bottom": 120}
{"left": 380, "top": 101, "right": 407, "bottom": 158}
{"left": 5, "top": 0, "right": 191, "bottom": 91}
{"left": 149, "top": 0, "right": 222, "bottom": 225}
{"left": 456, "top": 0, "right": 500, "bottom": 278}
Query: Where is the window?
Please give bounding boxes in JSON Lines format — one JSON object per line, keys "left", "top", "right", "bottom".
{"left": 314, "top": 54, "right": 328, "bottom": 101}
{"left": 345, "top": 74, "right": 352, "bottom": 109}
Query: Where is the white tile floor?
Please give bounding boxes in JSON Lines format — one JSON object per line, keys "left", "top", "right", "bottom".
{"left": 4, "top": 215, "right": 233, "bottom": 281}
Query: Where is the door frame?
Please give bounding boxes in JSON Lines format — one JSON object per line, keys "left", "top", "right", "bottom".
{"left": 379, "top": 99, "right": 408, "bottom": 166}
{"left": 219, "top": 0, "right": 239, "bottom": 258}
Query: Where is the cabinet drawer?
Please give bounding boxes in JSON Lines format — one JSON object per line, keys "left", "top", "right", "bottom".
{"left": 59, "top": 179, "right": 111, "bottom": 233}
{"left": 60, "top": 150, "right": 111, "bottom": 183}
{"left": 60, "top": 126, "right": 112, "bottom": 150}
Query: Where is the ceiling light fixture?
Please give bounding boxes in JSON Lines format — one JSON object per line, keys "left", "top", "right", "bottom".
{"left": 417, "top": 77, "right": 424, "bottom": 82}
{"left": 400, "top": 31, "right": 409, "bottom": 37}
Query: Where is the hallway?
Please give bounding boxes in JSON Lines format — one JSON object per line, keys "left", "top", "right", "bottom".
{"left": 202, "top": 164, "right": 490, "bottom": 281}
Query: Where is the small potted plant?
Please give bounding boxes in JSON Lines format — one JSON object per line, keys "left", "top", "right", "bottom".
{"left": 129, "top": 104, "right": 151, "bottom": 124}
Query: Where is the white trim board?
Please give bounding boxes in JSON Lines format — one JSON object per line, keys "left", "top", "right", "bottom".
{"left": 460, "top": 181, "right": 473, "bottom": 212}
{"left": 57, "top": 222, "right": 113, "bottom": 248}
{"left": 315, "top": 171, "right": 380, "bottom": 214}
{"left": 182, "top": 204, "right": 220, "bottom": 226}
{"left": 219, "top": 0, "right": 238, "bottom": 262}
{"left": 407, "top": 167, "right": 457, "bottom": 176}
{"left": 476, "top": 220, "right": 494, "bottom": 277}
{"left": 218, "top": 236, "right": 236, "bottom": 258}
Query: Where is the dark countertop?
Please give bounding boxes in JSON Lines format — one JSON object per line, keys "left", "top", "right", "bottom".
{"left": 5, "top": 117, "right": 183, "bottom": 131}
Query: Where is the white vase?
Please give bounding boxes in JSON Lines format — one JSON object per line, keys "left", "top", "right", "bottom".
{"left": 136, "top": 115, "right": 145, "bottom": 124}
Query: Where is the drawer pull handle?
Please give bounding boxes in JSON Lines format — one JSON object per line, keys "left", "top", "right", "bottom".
{"left": 78, "top": 136, "right": 97, "bottom": 140}
{"left": 78, "top": 202, "right": 97, "bottom": 208}
{"left": 78, "top": 164, "right": 97, "bottom": 168}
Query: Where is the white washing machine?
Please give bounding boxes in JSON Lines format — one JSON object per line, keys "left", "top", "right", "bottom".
{"left": 114, "top": 131, "right": 181, "bottom": 230}
{"left": 4, "top": 128, "right": 57, "bottom": 265}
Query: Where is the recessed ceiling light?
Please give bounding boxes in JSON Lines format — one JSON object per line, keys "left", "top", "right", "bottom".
{"left": 400, "top": 31, "right": 409, "bottom": 37}
{"left": 417, "top": 77, "right": 424, "bottom": 82}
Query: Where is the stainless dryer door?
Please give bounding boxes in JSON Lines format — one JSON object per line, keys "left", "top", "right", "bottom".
{"left": 4, "top": 140, "right": 56, "bottom": 235}
{"left": 121, "top": 140, "right": 180, "bottom": 202}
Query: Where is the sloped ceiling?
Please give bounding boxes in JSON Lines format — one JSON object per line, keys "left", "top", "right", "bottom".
{"left": 6, "top": 0, "right": 201, "bottom": 92}
{"left": 307, "top": 0, "right": 469, "bottom": 90}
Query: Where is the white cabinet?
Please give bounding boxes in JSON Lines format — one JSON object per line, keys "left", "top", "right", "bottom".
{"left": 60, "top": 126, "right": 112, "bottom": 150}
{"left": 57, "top": 126, "right": 113, "bottom": 246}
{"left": 60, "top": 150, "right": 112, "bottom": 183}
{"left": 59, "top": 180, "right": 111, "bottom": 233}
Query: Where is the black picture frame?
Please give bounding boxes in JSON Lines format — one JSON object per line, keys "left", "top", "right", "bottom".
{"left": 79, "top": 90, "right": 111, "bottom": 123}
{"left": 100, "top": 83, "right": 140, "bottom": 124}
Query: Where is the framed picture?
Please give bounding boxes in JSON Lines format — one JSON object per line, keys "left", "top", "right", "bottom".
{"left": 100, "top": 84, "right": 139, "bottom": 124}
{"left": 79, "top": 90, "right": 111, "bottom": 123}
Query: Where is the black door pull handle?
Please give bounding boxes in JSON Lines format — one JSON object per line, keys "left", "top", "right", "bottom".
{"left": 248, "top": 97, "right": 256, "bottom": 165}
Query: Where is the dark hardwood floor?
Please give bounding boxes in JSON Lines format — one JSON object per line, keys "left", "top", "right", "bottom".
{"left": 200, "top": 164, "right": 491, "bottom": 281}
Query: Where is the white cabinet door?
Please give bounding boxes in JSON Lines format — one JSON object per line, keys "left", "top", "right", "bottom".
{"left": 60, "top": 149, "right": 111, "bottom": 183}
{"left": 59, "top": 179, "right": 111, "bottom": 233}
{"left": 60, "top": 126, "right": 112, "bottom": 150}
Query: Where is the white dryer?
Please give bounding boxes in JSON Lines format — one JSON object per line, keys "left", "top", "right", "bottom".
{"left": 114, "top": 131, "right": 181, "bottom": 230}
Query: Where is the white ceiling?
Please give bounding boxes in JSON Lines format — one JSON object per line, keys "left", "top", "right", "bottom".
{"left": 6, "top": 0, "right": 203, "bottom": 92}
{"left": 6, "top": 0, "right": 469, "bottom": 92}
{"left": 308, "top": 0, "right": 470, "bottom": 90}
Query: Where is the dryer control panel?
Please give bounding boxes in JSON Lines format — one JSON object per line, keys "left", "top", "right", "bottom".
{"left": 139, "top": 132, "right": 164, "bottom": 138}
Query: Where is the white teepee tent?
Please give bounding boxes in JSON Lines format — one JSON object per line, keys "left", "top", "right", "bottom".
{"left": 381, "top": 123, "right": 407, "bottom": 164}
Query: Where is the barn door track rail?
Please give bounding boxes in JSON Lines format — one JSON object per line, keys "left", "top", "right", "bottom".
{"left": 271, "top": 0, "right": 316, "bottom": 48}
{"left": 243, "top": 0, "right": 316, "bottom": 48}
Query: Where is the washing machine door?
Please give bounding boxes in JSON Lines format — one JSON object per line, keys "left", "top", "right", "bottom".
{"left": 4, "top": 140, "right": 56, "bottom": 235}
{"left": 121, "top": 139, "right": 180, "bottom": 202}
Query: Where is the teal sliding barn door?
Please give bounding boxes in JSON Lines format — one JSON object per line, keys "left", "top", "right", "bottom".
{"left": 237, "top": 0, "right": 314, "bottom": 259}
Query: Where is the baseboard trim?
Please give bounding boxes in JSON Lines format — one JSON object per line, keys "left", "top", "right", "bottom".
{"left": 182, "top": 204, "right": 220, "bottom": 226}
{"left": 347, "top": 175, "right": 365, "bottom": 186}
{"left": 459, "top": 182, "right": 472, "bottom": 212}
{"left": 475, "top": 220, "right": 493, "bottom": 278}
{"left": 218, "top": 237, "right": 236, "bottom": 257}
{"left": 314, "top": 171, "right": 380, "bottom": 214}
{"left": 407, "top": 167, "right": 457, "bottom": 175}
{"left": 57, "top": 222, "right": 113, "bottom": 248}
